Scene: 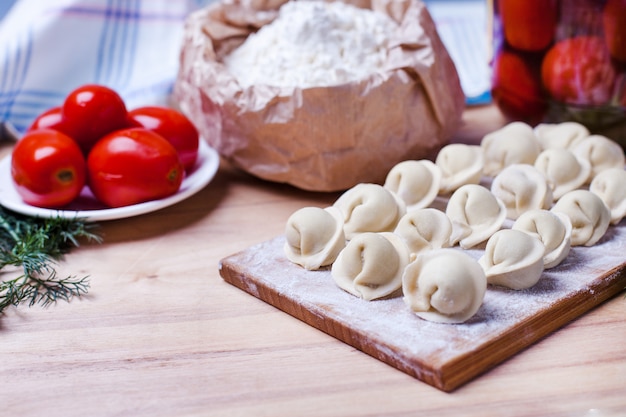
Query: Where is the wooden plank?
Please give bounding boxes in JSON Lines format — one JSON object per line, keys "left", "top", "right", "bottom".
{"left": 219, "top": 223, "right": 626, "bottom": 392}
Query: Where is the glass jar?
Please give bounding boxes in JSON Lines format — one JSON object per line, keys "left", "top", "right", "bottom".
{"left": 490, "top": 0, "right": 626, "bottom": 147}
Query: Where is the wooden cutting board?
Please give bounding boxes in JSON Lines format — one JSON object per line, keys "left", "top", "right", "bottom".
{"left": 219, "top": 222, "right": 626, "bottom": 392}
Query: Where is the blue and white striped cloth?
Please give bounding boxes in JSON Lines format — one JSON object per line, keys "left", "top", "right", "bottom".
{"left": 0, "top": 0, "right": 213, "bottom": 137}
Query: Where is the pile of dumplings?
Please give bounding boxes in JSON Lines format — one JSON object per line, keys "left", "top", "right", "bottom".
{"left": 283, "top": 121, "right": 626, "bottom": 324}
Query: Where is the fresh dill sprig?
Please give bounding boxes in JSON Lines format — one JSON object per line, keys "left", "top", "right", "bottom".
{"left": 0, "top": 207, "right": 101, "bottom": 313}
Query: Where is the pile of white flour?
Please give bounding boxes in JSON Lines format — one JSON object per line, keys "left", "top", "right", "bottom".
{"left": 223, "top": 1, "right": 398, "bottom": 88}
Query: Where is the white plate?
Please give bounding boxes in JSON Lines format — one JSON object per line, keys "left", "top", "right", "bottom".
{"left": 0, "top": 140, "right": 219, "bottom": 222}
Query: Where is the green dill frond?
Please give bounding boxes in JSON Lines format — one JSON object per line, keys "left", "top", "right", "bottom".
{"left": 0, "top": 207, "right": 100, "bottom": 314}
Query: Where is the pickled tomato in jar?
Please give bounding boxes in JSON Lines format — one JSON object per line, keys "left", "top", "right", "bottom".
{"left": 491, "top": 0, "right": 626, "bottom": 145}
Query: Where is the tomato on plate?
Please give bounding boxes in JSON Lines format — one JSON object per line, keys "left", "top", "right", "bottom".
{"left": 603, "top": 0, "right": 626, "bottom": 62}
{"left": 61, "top": 84, "right": 130, "bottom": 154}
{"left": 10, "top": 129, "right": 86, "bottom": 208}
{"left": 28, "top": 106, "right": 64, "bottom": 132}
{"left": 498, "top": 0, "right": 558, "bottom": 52}
{"left": 87, "top": 128, "right": 184, "bottom": 208}
{"left": 491, "top": 50, "right": 546, "bottom": 123}
{"left": 541, "top": 36, "right": 616, "bottom": 106}
{"left": 127, "top": 106, "right": 199, "bottom": 172}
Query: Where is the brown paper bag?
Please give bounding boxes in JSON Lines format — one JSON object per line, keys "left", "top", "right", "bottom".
{"left": 174, "top": 0, "right": 465, "bottom": 192}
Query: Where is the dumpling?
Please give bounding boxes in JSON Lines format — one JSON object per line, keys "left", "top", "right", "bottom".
{"left": 533, "top": 148, "right": 590, "bottom": 200}
{"left": 481, "top": 121, "right": 541, "bottom": 177}
{"left": 478, "top": 229, "right": 545, "bottom": 290}
{"left": 533, "top": 121, "right": 589, "bottom": 150}
{"left": 393, "top": 208, "right": 452, "bottom": 255}
{"left": 402, "top": 249, "right": 486, "bottom": 324}
{"left": 284, "top": 206, "right": 346, "bottom": 270}
{"left": 551, "top": 189, "right": 611, "bottom": 246}
{"left": 589, "top": 168, "right": 626, "bottom": 225}
{"left": 446, "top": 184, "right": 507, "bottom": 249}
{"left": 384, "top": 160, "right": 441, "bottom": 211}
{"left": 333, "top": 183, "right": 406, "bottom": 240}
{"left": 331, "top": 232, "right": 410, "bottom": 301}
{"left": 512, "top": 209, "right": 572, "bottom": 269}
{"left": 490, "top": 164, "right": 553, "bottom": 219}
{"left": 572, "top": 135, "right": 626, "bottom": 182}
{"left": 435, "top": 143, "right": 483, "bottom": 194}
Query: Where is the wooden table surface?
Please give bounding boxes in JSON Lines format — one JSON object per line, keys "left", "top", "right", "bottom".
{"left": 1, "top": 106, "right": 625, "bottom": 417}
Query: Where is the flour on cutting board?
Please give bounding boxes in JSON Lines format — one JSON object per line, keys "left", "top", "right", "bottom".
{"left": 221, "top": 220, "right": 626, "bottom": 388}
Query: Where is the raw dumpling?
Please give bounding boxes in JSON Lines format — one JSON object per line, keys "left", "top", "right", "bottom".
{"left": 512, "top": 209, "right": 572, "bottom": 269}
{"left": 384, "top": 160, "right": 441, "bottom": 211}
{"left": 572, "top": 135, "right": 626, "bottom": 182}
{"left": 533, "top": 148, "right": 591, "bottom": 200}
{"left": 402, "top": 249, "right": 486, "bottom": 324}
{"left": 481, "top": 121, "right": 541, "bottom": 177}
{"left": 333, "top": 183, "right": 406, "bottom": 240}
{"left": 533, "top": 121, "right": 589, "bottom": 150}
{"left": 393, "top": 208, "right": 452, "bottom": 255}
{"left": 435, "top": 143, "right": 483, "bottom": 194}
{"left": 332, "top": 232, "right": 410, "bottom": 301}
{"left": 478, "top": 229, "right": 545, "bottom": 290}
{"left": 284, "top": 206, "right": 346, "bottom": 270}
{"left": 490, "top": 164, "right": 553, "bottom": 220}
{"left": 446, "top": 184, "right": 507, "bottom": 249}
{"left": 589, "top": 168, "right": 626, "bottom": 225}
{"left": 551, "top": 189, "right": 611, "bottom": 246}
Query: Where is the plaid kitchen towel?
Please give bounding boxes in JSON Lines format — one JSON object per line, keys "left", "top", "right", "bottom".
{"left": 0, "top": 0, "right": 213, "bottom": 136}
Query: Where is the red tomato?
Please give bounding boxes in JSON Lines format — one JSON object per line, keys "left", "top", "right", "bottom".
{"left": 28, "top": 106, "right": 64, "bottom": 131}
{"left": 61, "top": 84, "right": 129, "bottom": 154}
{"left": 87, "top": 128, "right": 184, "bottom": 208}
{"left": 11, "top": 129, "right": 86, "bottom": 208}
{"left": 603, "top": 0, "right": 626, "bottom": 62}
{"left": 491, "top": 50, "right": 546, "bottom": 123}
{"left": 541, "top": 36, "right": 616, "bottom": 106}
{"left": 127, "top": 106, "right": 199, "bottom": 172}
{"left": 498, "top": 0, "right": 558, "bottom": 52}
